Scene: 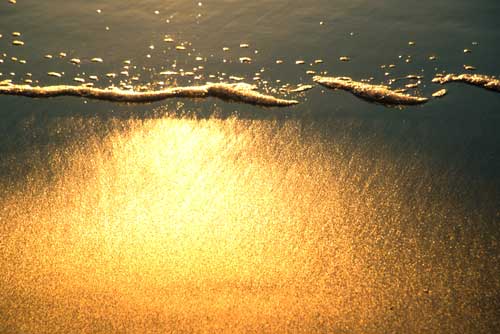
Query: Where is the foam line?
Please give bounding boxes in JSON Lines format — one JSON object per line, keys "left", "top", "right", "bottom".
{"left": 432, "top": 74, "right": 500, "bottom": 92}
{"left": 0, "top": 83, "right": 299, "bottom": 107}
{"left": 313, "top": 76, "right": 428, "bottom": 106}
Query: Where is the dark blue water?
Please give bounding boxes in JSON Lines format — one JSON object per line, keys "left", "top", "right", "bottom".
{"left": 0, "top": 1, "right": 499, "bottom": 333}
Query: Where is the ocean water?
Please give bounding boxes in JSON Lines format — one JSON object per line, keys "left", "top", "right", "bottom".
{"left": 0, "top": 1, "right": 499, "bottom": 333}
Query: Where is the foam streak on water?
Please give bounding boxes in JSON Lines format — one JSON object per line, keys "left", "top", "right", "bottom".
{"left": 0, "top": 83, "right": 298, "bottom": 107}
{"left": 313, "top": 76, "right": 429, "bottom": 106}
{"left": 432, "top": 73, "right": 500, "bottom": 92}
